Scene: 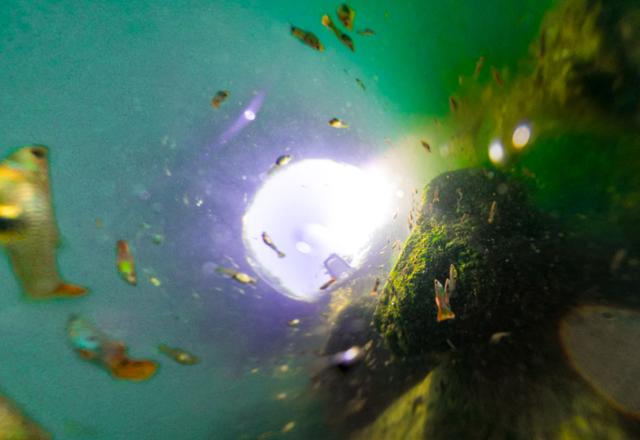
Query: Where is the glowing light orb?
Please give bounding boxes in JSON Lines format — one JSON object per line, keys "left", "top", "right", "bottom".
{"left": 489, "top": 140, "right": 505, "bottom": 163}
{"left": 243, "top": 110, "right": 256, "bottom": 121}
{"left": 242, "top": 159, "right": 393, "bottom": 301}
{"left": 512, "top": 123, "right": 531, "bottom": 149}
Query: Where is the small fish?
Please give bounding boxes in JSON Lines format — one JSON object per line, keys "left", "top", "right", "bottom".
{"left": 282, "top": 421, "right": 296, "bottom": 433}
{"left": 488, "top": 200, "right": 497, "bottom": 224}
{"left": 290, "top": 26, "right": 324, "bottom": 51}
{"left": 67, "top": 315, "right": 157, "bottom": 381}
{"left": 355, "top": 78, "right": 366, "bottom": 90}
{"left": 319, "top": 276, "right": 337, "bottom": 290}
{"left": 116, "top": 240, "right": 137, "bottom": 286}
{"left": 449, "top": 96, "right": 458, "bottom": 112}
{"left": 434, "top": 279, "right": 455, "bottom": 322}
{"left": 370, "top": 278, "right": 380, "bottom": 296}
{"left": 321, "top": 15, "right": 355, "bottom": 52}
{"left": 158, "top": 343, "right": 200, "bottom": 365}
{"left": 211, "top": 90, "right": 229, "bottom": 109}
{"left": 262, "top": 231, "right": 285, "bottom": 258}
{"left": 421, "top": 140, "right": 431, "bottom": 153}
{"left": 0, "top": 145, "right": 87, "bottom": 299}
{"left": 491, "top": 66, "right": 503, "bottom": 87}
{"left": 275, "top": 154, "right": 292, "bottom": 167}
{"left": 489, "top": 332, "right": 511, "bottom": 344}
{"left": 449, "top": 264, "right": 458, "bottom": 293}
{"left": 287, "top": 318, "right": 300, "bottom": 328}
{"left": 357, "top": 28, "right": 375, "bottom": 36}
{"left": 337, "top": 4, "right": 355, "bottom": 30}
{"left": 216, "top": 267, "right": 257, "bottom": 285}
{"left": 474, "top": 56, "right": 485, "bottom": 77}
{"left": 328, "top": 118, "right": 349, "bottom": 128}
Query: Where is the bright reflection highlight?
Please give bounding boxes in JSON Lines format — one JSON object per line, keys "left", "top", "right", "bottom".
{"left": 512, "top": 123, "right": 531, "bottom": 149}
{"left": 244, "top": 110, "right": 256, "bottom": 121}
{"left": 489, "top": 140, "right": 505, "bottom": 163}
{"left": 243, "top": 159, "right": 393, "bottom": 301}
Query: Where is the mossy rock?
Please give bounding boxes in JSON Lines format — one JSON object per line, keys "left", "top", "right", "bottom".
{"left": 375, "top": 167, "right": 577, "bottom": 356}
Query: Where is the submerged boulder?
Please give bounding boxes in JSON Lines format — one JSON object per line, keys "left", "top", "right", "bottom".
{"left": 374, "top": 167, "right": 579, "bottom": 356}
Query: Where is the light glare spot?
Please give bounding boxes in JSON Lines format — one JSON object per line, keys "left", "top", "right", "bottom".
{"left": 489, "top": 140, "right": 505, "bottom": 163}
{"left": 296, "top": 241, "right": 312, "bottom": 254}
{"left": 512, "top": 124, "right": 531, "bottom": 149}
{"left": 244, "top": 110, "right": 256, "bottom": 121}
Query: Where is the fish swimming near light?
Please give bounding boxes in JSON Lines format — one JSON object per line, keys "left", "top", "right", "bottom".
{"left": 328, "top": 118, "right": 349, "bottom": 128}
{"left": 434, "top": 279, "right": 455, "bottom": 322}
{"left": 216, "top": 266, "right": 257, "bottom": 284}
{"left": 321, "top": 15, "right": 355, "bottom": 52}
{"left": 275, "top": 154, "right": 292, "bottom": 167}
{"left": 319, "top": 276, "right": 337, "bottom": 290}
{"left": 211, "top": 90, "right": 229, "bottom": 109}
{"left": 337, "top": 4, "right": 356, "bottom": 31}
{"left": 116, "top": 239, "right": 137, "bottom": 285}
{"left": 0, "top": 145, "right": 87, "bottom": 299}
{"left": 290, "top": 26, "right": 324, "bottom": 51}
{"left": 67, "top": 315, "right": 157, "bottom": 381}
{"left": 262, "top": 231, "right": 285, "bottom": 258}
{"left": 158, "top": 343, "right": 200, "bottom": 365}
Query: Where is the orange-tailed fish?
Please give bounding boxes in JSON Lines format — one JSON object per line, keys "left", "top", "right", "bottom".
{"left": 337, "top": 4, "right": 355, "bottom": 30}
{"left": 434, "top": 279, "right": 455, "bottom": 322}
{"left": 116, "top": 239, "right": 137, "bottom": 285}
{"left": 290, "top": 26, "right": 324, "bottom": 51}
{"left": 158, "top": 343, "right": 200, "bottom": 365}
{"left": 329, "top": 118, "right": 349, "bottom": 128}
{"left": 67, "top": 315, "right": 157, "bottom": 381}
{"left": 262, "top": 231, "right": 285, "bottom": 258}
{"left": 321, "top": 15, "right": 354, "bottom": 51}
{"left": 0, "top": 145, "right": 87, "bottom": 299}
{"left": 216, "top": 266, "right": 257, "bottom": 284}
{"left": 211, "top": 90, "right": 229, "bottom": 109}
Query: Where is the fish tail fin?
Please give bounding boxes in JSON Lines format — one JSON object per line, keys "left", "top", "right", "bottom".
{"left": 437, "top": 309, "right": 456, "bottom": 322}
{"left": 277, "top": 251, "right": 286, "bottom": 258}
{"left": 110, "top": 358, "right": 158, "bottom": 381}
{"left": 54, "top": 283, "right": 87, "bottom": 297}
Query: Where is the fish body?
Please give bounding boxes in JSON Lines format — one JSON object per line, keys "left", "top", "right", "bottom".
{"left": 275, "top": 154, "right": 292, "bottom": 167}
{"left": 357, "top": 28, "right": 375, "bottom": 36}
{"left": 449, "top": 264, "right": 458, "bottom": 293}
{"left": 217, "top": 266, "right": 257, "bottom": 284}
{"left": 337, "top": 4, "right": 355, "bottom": 30}
{"left": 421, "top": 140, "right": 431, "bottom": 153}
{"left": 261, "top": 231, "right": 285, "bottom": 258}
{"left": 434, "top": 279, "right": 455, "bottom": 322}
{"left": 355, "top": 78, "right": 366, "bottom": 90}
{"left": 291, "top": 26, "right": 324, "bottom": 51}
{"left": 67, "top": 315, "right": 157, "bottom": 381}
{"left": 321, "top": 15, "right": 355, "bottom": 51}
{"left": 370, "top": 278, "right": 380, "bottom": 296}
{"left": 449, "top": 96, "right": 458, "bottom": 112}
{"left": 319, "top": 276, "right": 336, "bottom": 290}
{"left": 0, "top": 145, "right": 86, "bottom": 299}
{"left": 158, "top": 343, "right": 200, "bottom": 365}
{"left": 116, "top": 239, "right": 137, "bottom": 285}
{"left": 211, "top": 90, "right": 229, "bottom": 109}
{"left": 328, "top": 118, "right": 349, "bottom": 128}
{"left": 474, "top": 56, "right": 485, "bottom": 78}
{"left": 491, "top": 67, "right": 504, "bottom": 87}
{"left": 488, "top": 200, "right": 497, "bottom": 224}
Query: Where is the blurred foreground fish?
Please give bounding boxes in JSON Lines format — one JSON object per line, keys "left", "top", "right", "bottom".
{"left": 0, "top": 395, "right": 51, "bottom": 439}
{"left": 290, "top": 26, "right": 324, "bottom": 51}
{"left": 448, "top": 264, "right": 458, "bottom": 293}
{"left": 434, "top": 279, "right": 455, "bottom": 322}
{"left": 116, "top": 239, "right": 137, "bottom": 285}
{"left": 216, "top": 266, "right": 257, "bottom": 284}
{"left": 370, "top": 278, "right": 380, "bottom": 296}
{"left": 421, "top": 140, "right": 431, "bottom": 153}
{"left": 158, "top": 343, "right": 200, "bottom": 365}
{"left": 0, "top": 145, "right": 87, "bottom": 299}
{"left": 319, "top": 276, "right": 336, "bottom": 290}
{"left": 357, "top": 28, "right": 375, "bottom": 36}
{"left": 337, "top": 4, "right": 356, "bottom": 30}
{"left": 474, "top": 55, "right": 485, "bottom": 78}
{"left": 321, "top": 15, "right": 355, "bottom": 52}
{"left": 211, "top": 90, "right": 229, "bottom": 109}
{"left": 67, "top": 315, "right": 157, "bottom": 381}
{"left": 262, "top": 231, "right": 285, "bottom": 258}
{"left": 328, "top": 118, "right": 349, "bottom": 128}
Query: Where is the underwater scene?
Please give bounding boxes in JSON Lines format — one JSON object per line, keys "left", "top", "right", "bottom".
{"left": 1, "top": 0, "right": 640, "bottom": 438}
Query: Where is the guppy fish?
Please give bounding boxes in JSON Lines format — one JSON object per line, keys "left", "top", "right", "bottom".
{"left": 0, "top": 145, "right": 86, "bottom": 299}
{"left": 67, "top": 315, "right": 157, "bottom": 381}
{"left": 158, "top": 343, "right": 200, "bottom": 365}
{"left": 328, "top": 118, "right": 349, "bottom": 128}
{"left": 211, "top": 90, "right": 229, "bottom": 109}
{"left": 434, "top": 279, "right": 455, "bottom": 322}
{"left": 337, "top": 4, "right": 356, "bottom": 30}
{"left": 321, "top": 15, "right": 355, "bottom": 52}
{"left": 290, "top": 26, "right": 324, "bottom": 51}
{"left": 262, "top": 231, "right": 285, "bottom": 258}
{"left": 216, "top": 266, "right": 257, "bottom": 284}
{"left": 116, "top": 239, "right": 137, "bottom": 285}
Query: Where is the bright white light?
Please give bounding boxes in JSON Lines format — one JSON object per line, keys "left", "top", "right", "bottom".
{"left": 512, "top": 123, "right": 531, "bottom": 149}
{"left": 489, "top": 140, "right": 505, "bottom": 163}
{"left": 242, "top": 159, "right": 393, "bottom": 301}
{"left": 244, "top": 110, "right": 256, "bottom": 121}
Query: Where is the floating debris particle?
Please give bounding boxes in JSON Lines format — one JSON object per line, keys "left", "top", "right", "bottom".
{"left": 250, "top": 368, "right": 259, "bottom": 374}
{"left": 275, "top": 392, "right": 288, "bottom": 401}
{"left": 328, "top": 118, "right": 349, "bottom": 128}
{"left": 116, "top": 240, "right": 137, "bottom": 286}
{"left": 449, "top": 96, "right": 458, "bottom": 112}
{"left": 287, "top": 318, "right": 300, "bottom": 328}
{"left": 152, "top": 233, "right": 165, "bottom": 245}
{"left": 491, "top": 66, "right": 504, "bottom": 87}
{"left": 488, "top": 200, "right": 498, "bottom": 224}
{"left": 449, "top": 264, "right": 458, "bottom": 294}
{"left": 149, "top": 276, "right": 161, "bottom": 287}
{"left": 355, "top": 78, "right": 366, "bottom": 90}
{"left": 278, "top": 364, "right": 289, "bottom": 374}
{"left": 282, "top": 421, "right": 296, "bottom": 433}
{"left": 474, "top": 55, "right": 485, "bottom": 77}
{"left": 489, "top": 332, "right": 511, "bottom": 344}
{"left": 290, "top": 26, "right": 324, "bottom": 51}
{"left": 610, "top": 249, "right": 627, "bottom": 274}
{"left": 421, "top": 140, "right": 431, "bottom": 153}
{"left": 95, "top": 218, "right": 103, "bottom": 229}
{"left": 262, "top": 231, "right": 285, "bottom": 258}
{"left": 337, "top": 3, "right": 355, "bottom": 30}
{"left": 357, "top": 28, "right": 375, "bottom": 36}
{"left": 211, "top": 90, "right": 229, "bottom": 109}
{"left": 158, "top": 343, "right": 200, "bottom": 365}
